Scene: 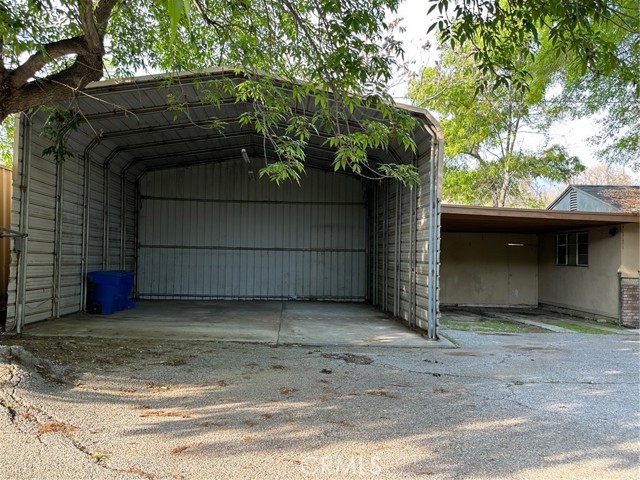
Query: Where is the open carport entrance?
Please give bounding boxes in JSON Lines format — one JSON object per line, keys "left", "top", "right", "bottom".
{"left": 440, "top": 204, "right": 639, "bottom": 322}
{"left": 23, "top": 301, "right": 433, "bottom": 347}
{"left": 5, "top": 69, "right": 442, "bottom": 340}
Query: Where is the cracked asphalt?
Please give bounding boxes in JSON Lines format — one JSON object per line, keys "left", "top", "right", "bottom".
{"left": 0, "top": 329, "right": 638, "bottom": 479}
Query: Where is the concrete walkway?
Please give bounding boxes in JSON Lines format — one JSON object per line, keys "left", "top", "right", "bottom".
{"left": 442, "top": 306, "right": 638, "bottom": 335}
{"left": 489, "top": 312, "right": 575, "bottom": 333}
{"left": 22, "top": 300, "right": 449, "bottom": 348}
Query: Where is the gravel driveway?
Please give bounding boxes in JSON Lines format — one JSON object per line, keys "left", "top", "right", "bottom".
{"left": 1, "top": 329, "right": 638, "bottom": 479}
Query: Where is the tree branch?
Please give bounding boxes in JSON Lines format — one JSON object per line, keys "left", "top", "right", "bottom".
{"left": 192, "top": 0, "right": 227, "bottom": 31}
{"left": 0, "top": 36, "right": 5, "bottom": 77}
{"left": 9, "top": 37, "right": 90, "bottom": 89}
{"left": 79, "top": 0, "right": 103, "bottom": 54}
{"left": 94, "top": 0, "right": 119, "bottom": 28}
{"left": 1, "top": 0, "right": 119, "bottom": 120}
{"left": 463, "top": 148, "right": 483, "bottom": 163}
{"left": 5, "top": 54, "right": 104, "bottom": 115}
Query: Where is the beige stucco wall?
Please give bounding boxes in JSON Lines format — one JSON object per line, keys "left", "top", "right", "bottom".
{"left": 440, "top": 233, "right": 538, "bottom": 306}
{"left": 538, "top": 226, "right": 624, "bottom": 319}
{"left": 620, "top": 223, "right": 639, "bottom": 277}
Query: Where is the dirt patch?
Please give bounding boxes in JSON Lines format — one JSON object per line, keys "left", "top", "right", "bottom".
{"left": 0, "top": 336, "right": 205, "bottom": 372}
{"left": 140, "top": 410, "right": 192, "bottom": 419}
{"left": 506, "top": 345, "right": 569, "bottom": 354}
{"left": 171, "top": 442, "right": 203, "bottom": 454}
{"left": 321, "top": 353, "right": 373, "bottom": 365}
{"left": 165, "top": 356, "right": 188, "bottom": 366}
{"left": 366, "top": 390, "right": 398, "bottom": 399}
{"left": 38, "top": 421, "right": 77, "bottom": 435}
{"left": 327, "top": 420, "right": 356, "bottom": 428}
{"left": 280, "top": 387, "right": 298, "bottom": 396}
{"left": 126, "top": 467, "right": 155, "bottom": 479}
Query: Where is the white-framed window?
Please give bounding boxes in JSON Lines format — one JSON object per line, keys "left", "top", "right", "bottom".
{"left": 556, "top": 232, "right": 588, "bottom": 266}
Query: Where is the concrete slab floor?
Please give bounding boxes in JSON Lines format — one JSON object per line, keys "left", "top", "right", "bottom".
{"left": 22, "top": 300, "right": 446, "bottom": 348}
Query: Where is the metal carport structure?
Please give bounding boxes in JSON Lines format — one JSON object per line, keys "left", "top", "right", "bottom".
{"left": 5, "top": 69, "right": 443, "bottom": 339}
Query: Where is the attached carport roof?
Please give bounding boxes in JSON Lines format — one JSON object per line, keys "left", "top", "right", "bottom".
{"left": 52, "top": 68, "right": 441, "bottom": 181}
{"left": 441, "top": 204, "right": 639, "bottom": 234}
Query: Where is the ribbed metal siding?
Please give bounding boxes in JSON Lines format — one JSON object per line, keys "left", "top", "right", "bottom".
{"left": 88, "top": 162, "right": 104, "bottom": 272}
{"left": 138, "top": 162, "right": 366, "bottom": 300}
{"left": 58, "top": 151, "right": 85, "bottom": 315}
{"left": 125, "top": 180, "right": 137, "bottom": 272}
{"left": 369, "top": 139, "right": 434, "bottom": 331}
{"left": 7, "top": 115, "right": 56, "bottom": 324}
{"left": 6, "top": 114, "right": 138, "bottom": 328}
{"left": 107, "top": 170, "right": 121, "bottom": 269}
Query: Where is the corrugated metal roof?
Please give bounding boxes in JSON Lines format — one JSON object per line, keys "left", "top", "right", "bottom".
{"left": 48, "top": 68, "right": 441, "bottom": 182}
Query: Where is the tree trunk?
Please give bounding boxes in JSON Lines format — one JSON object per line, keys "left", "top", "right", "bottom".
{"left": 0, "top": 0, "right": 118, "bottom": 122}
{"left": 497, "top": 171, "right": 511, "bottom": 208}
{"left": 0, "top": 55, "right": 104, "bottom": 121}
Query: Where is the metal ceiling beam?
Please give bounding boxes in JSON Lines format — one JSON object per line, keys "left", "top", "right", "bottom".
{"left": 79, "top": 101, "right": 404, "bottom": 164}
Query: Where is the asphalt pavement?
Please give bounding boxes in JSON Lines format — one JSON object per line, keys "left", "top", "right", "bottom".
{"left": 1, "top": 328, "right": 638, "bottom": 479}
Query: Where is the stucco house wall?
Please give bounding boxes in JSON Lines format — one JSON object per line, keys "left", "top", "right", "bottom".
{"left": 620, "top": 222, "right": 639, "bottom": 276}
{"left": 440, "top": 232, "right": 538, "bottom": 306}
{"left": 538, "top": 226, "right": 623, "bottom": 319}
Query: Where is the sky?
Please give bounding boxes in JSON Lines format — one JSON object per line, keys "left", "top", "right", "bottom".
{"left": 387, "top": 0, "right": 605, "bottom": 171}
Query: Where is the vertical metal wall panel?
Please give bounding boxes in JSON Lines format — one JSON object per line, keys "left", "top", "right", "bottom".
{"left": 5, "top": 113, "right": 136, "bottom": 327}
{"left": 125, "top": 180, "right": 137, "bottom": 272}
{"left": 6, "top": 115, "right": 57, "bottom": 324}
{"left": 87, "top": 163, "right": 104, "bottom": 272}
{"left": 415, "top": 153, "right": 433, "bottom": 329}
{"left": 108, "top": 170, "right": 122, "bottom": 268}
{"left": 368, "top": 139, "right": 434, "bottom": 332}
{"left": 138, "top": 162, "right": 366, "bottom": 300}
{"left": 58, "top": 154, "right": 85, "bottom": 315}
{"left": 6, "top": 117, "right": 23, "bottom": 325}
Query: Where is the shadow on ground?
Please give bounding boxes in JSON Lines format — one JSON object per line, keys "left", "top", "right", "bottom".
{"left": 1, "top": 330, "right": 638, "bottom": 479}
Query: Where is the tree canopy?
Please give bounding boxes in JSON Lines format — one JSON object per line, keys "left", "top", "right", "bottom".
{"left": 408, "top": 43, "right": 585, "bottom": 207}
{"left": 0, "top": 0, "right": 637, "bottom": 181}
{"left": 0, "top": 116, "right": 12, "bottom": 167}
{"left": 431, "top": 0, "right": 639, "bottom": 170}
{"left": 1, "top": 0, "right": 420, "bottom": 183}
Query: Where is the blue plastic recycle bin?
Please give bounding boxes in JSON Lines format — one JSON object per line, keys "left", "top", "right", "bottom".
{"left": 86, "top": 270, "right": 135, "bottom": 315}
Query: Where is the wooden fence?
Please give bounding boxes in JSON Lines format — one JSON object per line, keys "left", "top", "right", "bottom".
{"left": 1, "top": 165, "right": 12, "bottom": 313}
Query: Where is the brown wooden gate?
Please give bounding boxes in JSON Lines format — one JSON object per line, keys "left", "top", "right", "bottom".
{"left": 1, "top": 166, "right": 12, "bottom": 315}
